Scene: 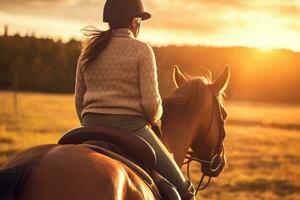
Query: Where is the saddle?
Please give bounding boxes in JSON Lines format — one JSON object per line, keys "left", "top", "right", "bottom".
{"left": 59, "top": 126, "right": 181, "bottom": 200}
{"left": 59, "top": 126, "right": 156, "bottom": 170}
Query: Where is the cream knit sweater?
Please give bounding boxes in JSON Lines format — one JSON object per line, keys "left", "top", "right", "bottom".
{"left": 75, "top": 28, "right": 162, "bottom": 124}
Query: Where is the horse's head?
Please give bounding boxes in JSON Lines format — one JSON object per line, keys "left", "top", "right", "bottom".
{"left": 173, "top": 66, "right": 230, "bottom": 178}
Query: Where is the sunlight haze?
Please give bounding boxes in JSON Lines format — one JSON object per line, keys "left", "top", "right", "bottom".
{"left": 0, "top": 0, "right": 299, "bottom": 51}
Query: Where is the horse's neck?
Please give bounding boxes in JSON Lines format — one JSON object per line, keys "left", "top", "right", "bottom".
{"left": 161, "top": 103, "right": 198, "bottom": 168}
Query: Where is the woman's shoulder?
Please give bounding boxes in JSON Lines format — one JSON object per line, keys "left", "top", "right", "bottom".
{"left": 121, "top": 38, "right": 152, "bottom": 51}
{"left": 126, "top": 38, "right": 153, "bottom": 53}
{"left": 111, "top": 35, "right": 154, "bottom": 57}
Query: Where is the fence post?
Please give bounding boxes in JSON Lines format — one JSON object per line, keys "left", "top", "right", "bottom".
{"left": 13, "top": 73, "right": 19, "bottom": 114}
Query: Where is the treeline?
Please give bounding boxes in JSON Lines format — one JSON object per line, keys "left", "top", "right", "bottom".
{"left": 155, "top": 46, "right": 300, "bottom": 103}
{"left": 0, "top": 34, "right": 80, "bottom": 93}
{"left": 1, "top": 34, "right": 300, "bottom": 103}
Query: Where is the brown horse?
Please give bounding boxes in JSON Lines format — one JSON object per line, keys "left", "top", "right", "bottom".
{"left": 0, "top": 66, "right": 230, "bottom": 200}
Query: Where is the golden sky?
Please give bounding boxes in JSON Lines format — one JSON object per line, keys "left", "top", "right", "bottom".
{"left": 0, "top": 0, "right": 300, "bottom": 51}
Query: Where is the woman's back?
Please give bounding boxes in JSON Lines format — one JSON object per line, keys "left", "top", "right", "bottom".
{"left": 75, "top": 28, "right": 162, "bottom": 124}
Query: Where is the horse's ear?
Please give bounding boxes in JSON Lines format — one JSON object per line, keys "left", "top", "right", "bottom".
{"left": 173, "top": 65, "right": 187, "bottom": 88}
{"left": 211, "top": 66, "right": 230, "bottom": 94}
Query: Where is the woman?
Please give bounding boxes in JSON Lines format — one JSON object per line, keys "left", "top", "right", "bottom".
{"left": 75, "top": 0, "right": 195, "bottom": 199}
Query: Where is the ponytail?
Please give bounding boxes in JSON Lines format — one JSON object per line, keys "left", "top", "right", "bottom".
{"left": 80, "top": 18, "right": 133, "bottom": 68}
{"left": 80, "top": 26, "right": 113, "bottom": 68}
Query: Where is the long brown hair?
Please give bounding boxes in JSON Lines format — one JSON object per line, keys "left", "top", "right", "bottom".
{"left": 80, "top": 18, "right": 134, "bottom": 68}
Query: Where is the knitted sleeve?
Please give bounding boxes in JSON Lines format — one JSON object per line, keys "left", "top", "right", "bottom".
{"left": 74, "top": 59, "right": 86, "bottom": 123}
{"left": 138, "top": 43, "right": 163, "bottom": 124}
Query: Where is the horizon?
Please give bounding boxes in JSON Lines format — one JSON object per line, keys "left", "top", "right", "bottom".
{"left": 2, "top": 27, "right": 300, "bottom": 54}
{"left": 0, "top": 0, "right": 300, "bottom": 52}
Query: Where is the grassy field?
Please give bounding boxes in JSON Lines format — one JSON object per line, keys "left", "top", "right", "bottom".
{"left": 1, "top": 91, "right": 300, "bottom": 200}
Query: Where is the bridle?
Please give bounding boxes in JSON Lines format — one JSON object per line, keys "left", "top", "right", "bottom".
{"left": 183, "top": 86, "right": 226, "bottom": 194}
{"left": 184, "top": 86, "right": 226, "bottom": 193}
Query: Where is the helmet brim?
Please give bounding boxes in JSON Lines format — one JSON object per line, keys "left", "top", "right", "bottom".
{"left": 134, "top": 11, "right": 151, "bottom": 21}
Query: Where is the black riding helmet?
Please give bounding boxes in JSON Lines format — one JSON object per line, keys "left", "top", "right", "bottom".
{"left": 103, "top": 0, "right": 151, "bottom": 23}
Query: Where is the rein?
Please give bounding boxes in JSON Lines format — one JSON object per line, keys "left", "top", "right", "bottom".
{"left": 183, "top": 86, "right": 226, "bottom": 194}
{"left": 183, "top": 147, "right": 225, "bottom": 194}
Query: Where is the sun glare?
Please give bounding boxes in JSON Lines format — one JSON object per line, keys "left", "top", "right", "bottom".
{"left": 257, "top": 46, "right": 272, "bottom": 52}
{"left": 1, "top": 1, "right": 300, "bottom": 52}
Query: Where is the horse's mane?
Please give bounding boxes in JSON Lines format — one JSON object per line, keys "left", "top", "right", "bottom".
{"left": 162, "top": 75, "right": 225, "bottom": 121}
{"left": 0, "top": 144, "right": 56, "bottom": 199}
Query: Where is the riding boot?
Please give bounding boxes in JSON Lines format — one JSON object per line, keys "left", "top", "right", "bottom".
{"left": 178, "top": 180, "right": 196, "bottom": 200}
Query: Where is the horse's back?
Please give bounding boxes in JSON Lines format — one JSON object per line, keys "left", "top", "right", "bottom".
{"left": 17, "top": 144, "right": 155, "bottom": 200}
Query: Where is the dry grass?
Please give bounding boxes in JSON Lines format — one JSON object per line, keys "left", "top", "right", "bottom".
{"left": 1, "top": 91, "right": 300, "bottom": 199}
{"left": 194, "top": 126, "right": 300, "bottom": 199}
{"left": 0, "top": 91, "right": 79, "bottom": 164}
